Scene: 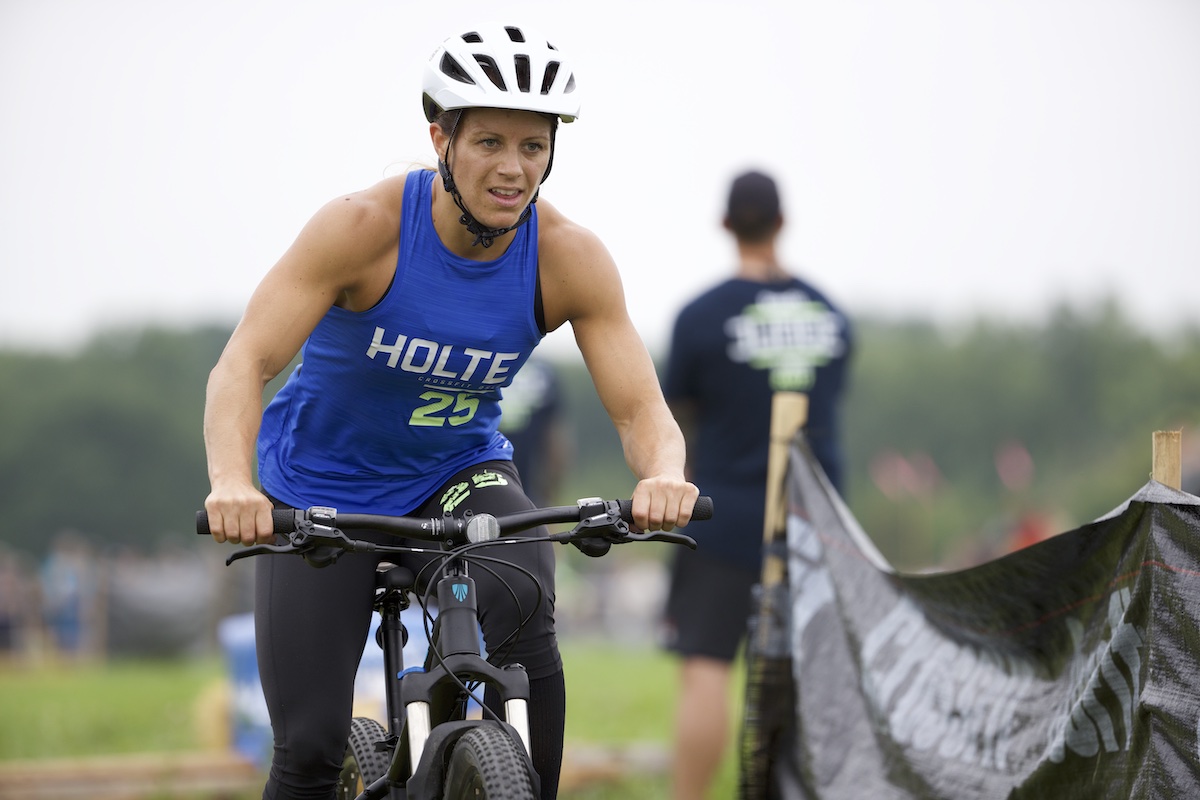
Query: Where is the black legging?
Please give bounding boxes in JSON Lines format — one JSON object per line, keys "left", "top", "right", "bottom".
{"left": 254, "top": 460, "right": 563, "bottom": 800}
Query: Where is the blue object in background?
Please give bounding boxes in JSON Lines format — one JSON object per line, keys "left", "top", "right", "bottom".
{"left": 217, "top": 614, "right": 272, "bottom": 768}
{"left": 218, "top": 608, "right": 434, "bottom": 767}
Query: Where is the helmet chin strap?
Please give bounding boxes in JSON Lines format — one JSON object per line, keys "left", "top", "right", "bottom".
{"left": 439, "top": 156, "right": 535, "bottom": 249}
{"left": 438, "top": 110, "right": 556, "bottom": 249}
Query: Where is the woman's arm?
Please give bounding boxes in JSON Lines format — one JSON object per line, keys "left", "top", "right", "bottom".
{"left": 538, "top": 205, "right": 699, "bottom": 530}
{"left": 204, "top": 181, "right": 403, "bottom": 544}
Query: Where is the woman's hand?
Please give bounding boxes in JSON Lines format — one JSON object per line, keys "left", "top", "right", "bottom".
{"left": 629, "top": 474, "right": 701, "bottom": 532}
{"left": 203, "top": 483, "right": 276, "bottom": 546}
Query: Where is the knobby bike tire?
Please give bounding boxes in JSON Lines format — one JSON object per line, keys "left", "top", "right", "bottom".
{"left": 442, "top": 725, "right": 536, "bottom": 800}
{"left": 337, "top": 717, "right": 392, "bottom": 800}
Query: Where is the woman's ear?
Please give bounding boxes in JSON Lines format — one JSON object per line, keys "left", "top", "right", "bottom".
{"left": 430, "top": 121, "right": 447, "bottom": 154}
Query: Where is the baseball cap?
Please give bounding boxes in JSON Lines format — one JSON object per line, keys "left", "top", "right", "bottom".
{"left": 726, "top": 170, "right": 781, "bottom": 239}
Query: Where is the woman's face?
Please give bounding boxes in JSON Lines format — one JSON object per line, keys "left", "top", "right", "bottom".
{"left": 433, "top": 108, "right": 554, "bottom": 231}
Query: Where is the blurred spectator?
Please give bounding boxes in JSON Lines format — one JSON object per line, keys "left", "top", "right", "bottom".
{"left": 660, "top": 170, "right": 853, "bottom": 799}
{"left": 1005, "top": 509, "right": 1057, "bottom": 552}
{"left": 39, "top": 532, "right": 96, "bottom": 655}
{"left": 0, "top": 546, "right": 33, "bottom": 656}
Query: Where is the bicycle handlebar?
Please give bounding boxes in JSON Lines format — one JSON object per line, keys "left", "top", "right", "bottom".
{"left": 196, "top": 495, "right": 712, "bottom": 564}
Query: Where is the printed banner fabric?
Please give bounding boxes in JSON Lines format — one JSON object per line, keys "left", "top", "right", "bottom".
{"left": 755, "top": 439, "right": 1200, "bottom": 799}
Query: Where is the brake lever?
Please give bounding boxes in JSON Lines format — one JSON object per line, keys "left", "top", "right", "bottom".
{"left": 567, "top": 508, "right": 631, "bottom": 539}
{"left": 559, "top": 506, "right": 698, "bottom": 551}
{"left": 619, "top": 529, "right": 698, "bottom": 549}
{"left": 576, "top": 505, "right": 699, "bottom": 549}
{"left": 223, "top": 520, "right": 359, "bottom": 566}
{"left": 226, "top": 541, "right": 299, "bottom": 565}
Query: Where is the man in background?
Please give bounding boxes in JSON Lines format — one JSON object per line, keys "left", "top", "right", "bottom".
{"left": 660, "top": 170, "right": 854, "bottom": 798}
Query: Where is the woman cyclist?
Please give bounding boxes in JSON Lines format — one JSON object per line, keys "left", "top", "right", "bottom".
{"left": 202, "top": 23, "right": 699, "bottom": 800}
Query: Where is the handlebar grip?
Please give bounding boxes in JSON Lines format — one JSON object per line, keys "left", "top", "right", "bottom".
{"left": 617, "top": 495, "right": 713, "bottom": 523}
{"left": 195, "top": 508, "right": 299, "bottom": 535}
{"left": 273, "top": 508, "right": 299, "bottom": 532}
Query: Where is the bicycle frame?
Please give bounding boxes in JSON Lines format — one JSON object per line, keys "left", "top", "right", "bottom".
{"left": 369, "top": 555, "right": 536, "bottom": 800}
{"left": 197, "top": 496, "right": 712, "bottom": 800}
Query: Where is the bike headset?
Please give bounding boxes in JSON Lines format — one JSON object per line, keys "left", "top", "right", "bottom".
{"left": 421, "top": 24, "right": 582, "bottom": 248}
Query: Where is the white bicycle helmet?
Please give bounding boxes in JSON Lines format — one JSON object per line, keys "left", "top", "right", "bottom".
{"left": 422, "top": 24, "right": 581, "bottom": 123}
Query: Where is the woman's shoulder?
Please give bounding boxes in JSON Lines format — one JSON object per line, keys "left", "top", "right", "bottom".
{"left": 331, "top": 173, "right": 409, "bottom": 223}
{"left": 281, "top": 175, "right": 411, "bottom": 283}
{"left": 535, "top": 198, "right": 606, "bottom": 264}
{"left": 534, "top": 198, "right": 625, "bottom": 330}
{"left": 308, "top": 174, "right": 410, "bottom": 247}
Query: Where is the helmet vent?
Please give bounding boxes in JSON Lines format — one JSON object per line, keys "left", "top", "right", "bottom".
{"left": 515, "top": 55, "right": 531, "bottom": 92}
{"left": 541, "top": 62, "right": 559, "bottom": 95}
{"left": 474, "top": 55, "right": 506, "bottom": 90}
{"left": 462, "top": 32, "right": 482, "bottom": 43}
{"left": 440, "top": 53, "right": 475, "bottom": 85}
{"left": 505, "top": 26, "right": 526, "bottom": 43}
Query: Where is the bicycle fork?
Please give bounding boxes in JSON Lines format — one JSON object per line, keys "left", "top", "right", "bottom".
{"left": 400, "top": 573, "right": 532, "bottom": 773}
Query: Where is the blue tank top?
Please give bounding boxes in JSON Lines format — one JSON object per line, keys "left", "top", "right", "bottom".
{"left": 257, "top": 169, "right": 543, "bottom": 514}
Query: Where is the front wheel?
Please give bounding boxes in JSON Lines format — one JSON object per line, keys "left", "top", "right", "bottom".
{"left": 337, "top": 717, "right": 392, "bottom": 800}
{"left": 443, "top": 725, "right": 537, "bottom": 800}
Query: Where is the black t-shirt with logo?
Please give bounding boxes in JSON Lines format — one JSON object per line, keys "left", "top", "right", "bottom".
{"left": 664, "top": 276, "right": 853, "bottom": 570}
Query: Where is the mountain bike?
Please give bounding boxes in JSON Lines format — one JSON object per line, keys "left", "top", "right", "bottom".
{"left": 196, "top": 494, "right": 712, "bottom": 800}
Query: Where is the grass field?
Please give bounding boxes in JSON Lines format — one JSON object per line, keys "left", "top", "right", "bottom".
{"left": 0, "top": 642, "right": 741, "bottom": 798}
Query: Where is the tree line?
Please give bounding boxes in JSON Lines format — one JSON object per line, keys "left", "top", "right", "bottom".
{"left": 840, "top": 300, "right": 1200, "bottom": 568}
{"left": 1, "top": 299, "right": 1197, "bottom": 570}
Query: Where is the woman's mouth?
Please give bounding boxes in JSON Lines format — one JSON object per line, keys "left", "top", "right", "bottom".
{"left": 489, "top": 188, "right": 523, "bottom": 208}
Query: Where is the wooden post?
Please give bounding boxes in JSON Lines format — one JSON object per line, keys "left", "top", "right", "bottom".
{"left": 1152, "top": 430, "right": 1182, "bottom": 490}
{"left": 740, "top": 392, "right": 809, "bottom": 800}
{"left": 760, "top": 393, "right": 809, "bottom": 587}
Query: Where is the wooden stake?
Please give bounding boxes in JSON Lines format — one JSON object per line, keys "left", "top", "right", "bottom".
{"left": 760, "top": 393, "right": 809, "bottom": 587}
{"left": 1152, "top": 430, "right": 1182, "bottom": 490}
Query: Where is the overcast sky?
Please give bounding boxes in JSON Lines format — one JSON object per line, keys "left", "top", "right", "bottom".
{"left": 3, "top": 0, "right": 1198, "bottom": 358}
